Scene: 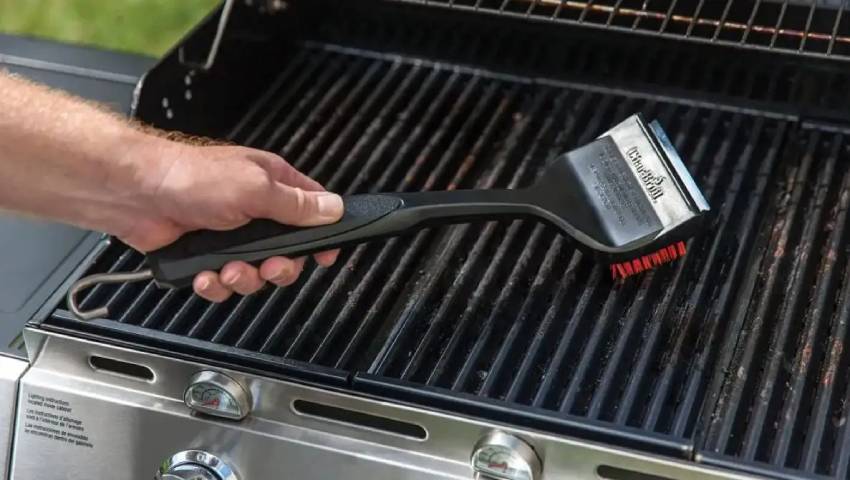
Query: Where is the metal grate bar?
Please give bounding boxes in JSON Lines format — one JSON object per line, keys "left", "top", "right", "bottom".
{"left": 272, "top": 72, "right": 492, "bottom": 358}
{"left": 798, "top": 2, "right": 818, "bottom": 52}
{"left": 558, "top": 101, "right": 683, "bottom": 418}
{"left": 741, "top": 131, "right": 825, "bottom": 463}
{"left": 797, "top": 136, "right": 848, "bottom": 473}
{"left": 828, "top": 251, "right": 850, "bottom": 477}
{"left": 768, "top": 135, "right": 843, "bottom": 467}
{"left": 304, "top": 67, "right": 441, "bottom": 362}
{"left": 260, "top": 72, "right": 481, "bottom": 355}
{"left": 140, "top": 289, "right": 181, "bottom": 330}
{"left": 667, "top": 117, "right": 780, "bottom": 439}
{"left": 286, "top": 61, "right": 392, "bottom": 169}
{"left": 373, "top": 95, "right": 589, "bottom": 384}
{"left": 584, "top": 104, "right": 703, "bottom": 421}
{"left": 234, "top": 65, "right": 428, "bottom": 351}
{"left": 240, "top": 50, "right": 329, "bottom": 147}
{"left": 278, "top": 58, "right": 375, "bottom": 162}
{"left": 641, "top": 113, "right": 747, "bottom": 432}
{"left": 612, "top": 107, "right": 725, "bottom": 426}
{"left": 393, "top": 95, "right": 553, "bottom": 381}
{"left": 552, "top": 98, "right": 650, "bottom": 413}
{"left": 325, "top": 71, "right": 467, "bottom": 369}
{"left": 424, "top": 93, "right": 608, "bottom": 391}
{"left": 828, "top": 0, "right": 846, "bottom": 55}
{"left": 400, "top": 90, "right": 564, "bottom": 384}
{"left": 578, "top": 0, "right": 594, "bottom": 23}
{"left": 479, "top": 251, "right": 572, "bottom": 399}
{"left": 279, "top": 65, "right": 427, "bottom": 359}
{"left": 232, "top": 63, "right": 430, "bottom": 346}
{"left": 684, "top": 0, "right": 705, "bottom": 37}
{"left": 659, "top": 0, "right": 679, "bottom": 33}
{"left": 221, "top": 62, "right": 399, "bottom": 343}
{"left": 117, "top": 277, "right": 157, "bottom": 324}
{"left": 710, "top": 131, "right": 818, "bottom": 456}
{"left": 228, "top": 49, "right": 311, "bottom": 143}
{"left": 257, "top": 54, "right": 354, "bottom": 152}
{"left": 770, "top": 0, "right": 791, "bottom": 49}
{"left": 364, "top": 81, "right": 521, "bottom": 373}
{"left": 632, "top": 0, "right": 649, "bottom": 30}
{"left": 502, "top": 237, "right": 577, "bottom": 404}
{"left": 605, "top": 0, "right": 624, "bottom": 26}
{"left": 711, "top": 0, "right": 735, "bottom": 41}
{"left": 740, "top": 0, "right": 763, "bottom": 45}
{"left": 209, "top": 295, "right": 258, "bottom": 344}
{"left": 160, "top": 290, "right": 196, "bottom": 334}
{"left": 681, "top": 119, "right": 788, "bottom": 440}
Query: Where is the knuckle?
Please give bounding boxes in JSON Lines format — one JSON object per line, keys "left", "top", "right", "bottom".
{"left": 291, "top": 187, "right": 313, "bottom": 216}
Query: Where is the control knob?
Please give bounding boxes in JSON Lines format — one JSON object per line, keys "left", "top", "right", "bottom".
{"left": 156, "top": 450, "right": 238, "bottom": 480}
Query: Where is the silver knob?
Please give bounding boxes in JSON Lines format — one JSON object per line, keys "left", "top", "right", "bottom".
{"left": 471, "top": 431, "right": 541, "bottom": 480}
{"left": 156, "top": 450, "right": 238, "bottom": 480}
{"left": 184, "top": 371, "right": 252, "bottom": 420}
{"left": 160, "top": 464, "right": 218, "bottom": 480}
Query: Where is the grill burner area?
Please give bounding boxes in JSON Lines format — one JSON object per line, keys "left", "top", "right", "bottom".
{"left": 46, "top": 2, "right": 850, "bottom": 478}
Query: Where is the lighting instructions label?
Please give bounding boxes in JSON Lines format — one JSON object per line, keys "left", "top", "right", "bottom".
{"left": 22, "top": 393, "right": 93, "bottom": 448}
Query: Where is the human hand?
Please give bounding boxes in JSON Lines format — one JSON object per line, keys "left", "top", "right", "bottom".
{"left": 119, "top": 141, "right": 343, "bottom": 302}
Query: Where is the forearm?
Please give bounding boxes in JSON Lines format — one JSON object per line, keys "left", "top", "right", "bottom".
{"left": 0, "top": 70, "right": 169, "bottom": 236}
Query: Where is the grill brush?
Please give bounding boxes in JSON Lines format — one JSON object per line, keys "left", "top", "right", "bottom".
{"left": 67, "top": 113, "right": 709, "bottom": 320}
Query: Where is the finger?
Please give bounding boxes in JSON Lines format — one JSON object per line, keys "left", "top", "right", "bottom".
{"left": 245, "top": 151, "right": 324, "bottom": 191}
{"left": 219, "top": 261, "right": 265, "bottom": 296}
{"left": 314, "top": 249, "right": 340, "bottom": 267}
{"left": 193, "top": 272, "right": 233, "bottom": 303}
{"left": 260, "top": 184, "right": 344, "bottom": 226}
{"left": 259, "top": 256, "right": 305, "bottom": 287}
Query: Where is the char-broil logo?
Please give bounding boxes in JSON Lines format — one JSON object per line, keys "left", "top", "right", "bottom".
{"left": 626, "top": 146, "right": 665, "bottom": 200}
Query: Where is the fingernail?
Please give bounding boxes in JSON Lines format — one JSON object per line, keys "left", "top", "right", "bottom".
{"left": 222, "top": 271, "right": 241, "bottom": 285}
{"left": 317, "top": 193, "right": 344, "bottom": 221}
{"left": 197, "top": 278, "right": 211, "bottom": 291}
{"left": 270, "top": 268, "right": 290, "bottom": 283}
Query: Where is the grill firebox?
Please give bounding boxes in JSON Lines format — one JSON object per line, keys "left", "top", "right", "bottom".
{"left": 41, "top": 1, "right": 850, "bottom": 478}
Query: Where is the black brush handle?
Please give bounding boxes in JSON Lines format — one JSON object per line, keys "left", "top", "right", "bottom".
{"left": 147, "top": 190, "right": 540, "bottom": 288}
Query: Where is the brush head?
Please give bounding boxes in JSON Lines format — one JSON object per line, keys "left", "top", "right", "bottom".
{"left": 532, "top": 113, "right": 710, "bottom": 278}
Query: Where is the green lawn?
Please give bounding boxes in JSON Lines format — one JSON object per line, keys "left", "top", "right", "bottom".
{"left": 0, "top": 0, "right": 219, "bottom": 57}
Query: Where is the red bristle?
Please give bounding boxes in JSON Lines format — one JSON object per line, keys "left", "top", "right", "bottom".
{"left": 616, "top": 264, "right": 627, "bottom": 278}
{"left": 610, "top": 241, "right": 690, "bottom": 281}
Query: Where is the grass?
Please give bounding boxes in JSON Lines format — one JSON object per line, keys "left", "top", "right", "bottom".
{"left": 0, "top": 0, "right": 220, "bottom": 57}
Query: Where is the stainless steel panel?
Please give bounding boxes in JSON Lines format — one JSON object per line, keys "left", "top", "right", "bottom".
{"left": 12, "top": 329, "right": 762, "bottom": 479}
{"left": 0, "top": 356, "right": 27, "bottom": 480}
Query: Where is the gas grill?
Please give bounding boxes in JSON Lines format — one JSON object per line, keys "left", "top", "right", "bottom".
{"left": 10, "top": 0, "right": 850, "bottom": 479}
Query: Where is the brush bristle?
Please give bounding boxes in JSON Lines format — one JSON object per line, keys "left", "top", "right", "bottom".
{"left": 610, "top": 241, "right": 687, "bottom": 280}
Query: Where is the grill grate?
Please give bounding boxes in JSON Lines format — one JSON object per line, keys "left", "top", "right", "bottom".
{"left": 55, "top": 11, "right": 850, "bottom": 476}
{"left": 397, "top": 0, "right": 850, "bottom": 61}
{"left": 700, "top": 130, "right": 850, "bottom": 477}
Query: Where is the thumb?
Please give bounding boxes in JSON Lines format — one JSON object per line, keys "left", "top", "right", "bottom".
{"left": 263, "top": 184, "right": 344, "bottom": 226}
